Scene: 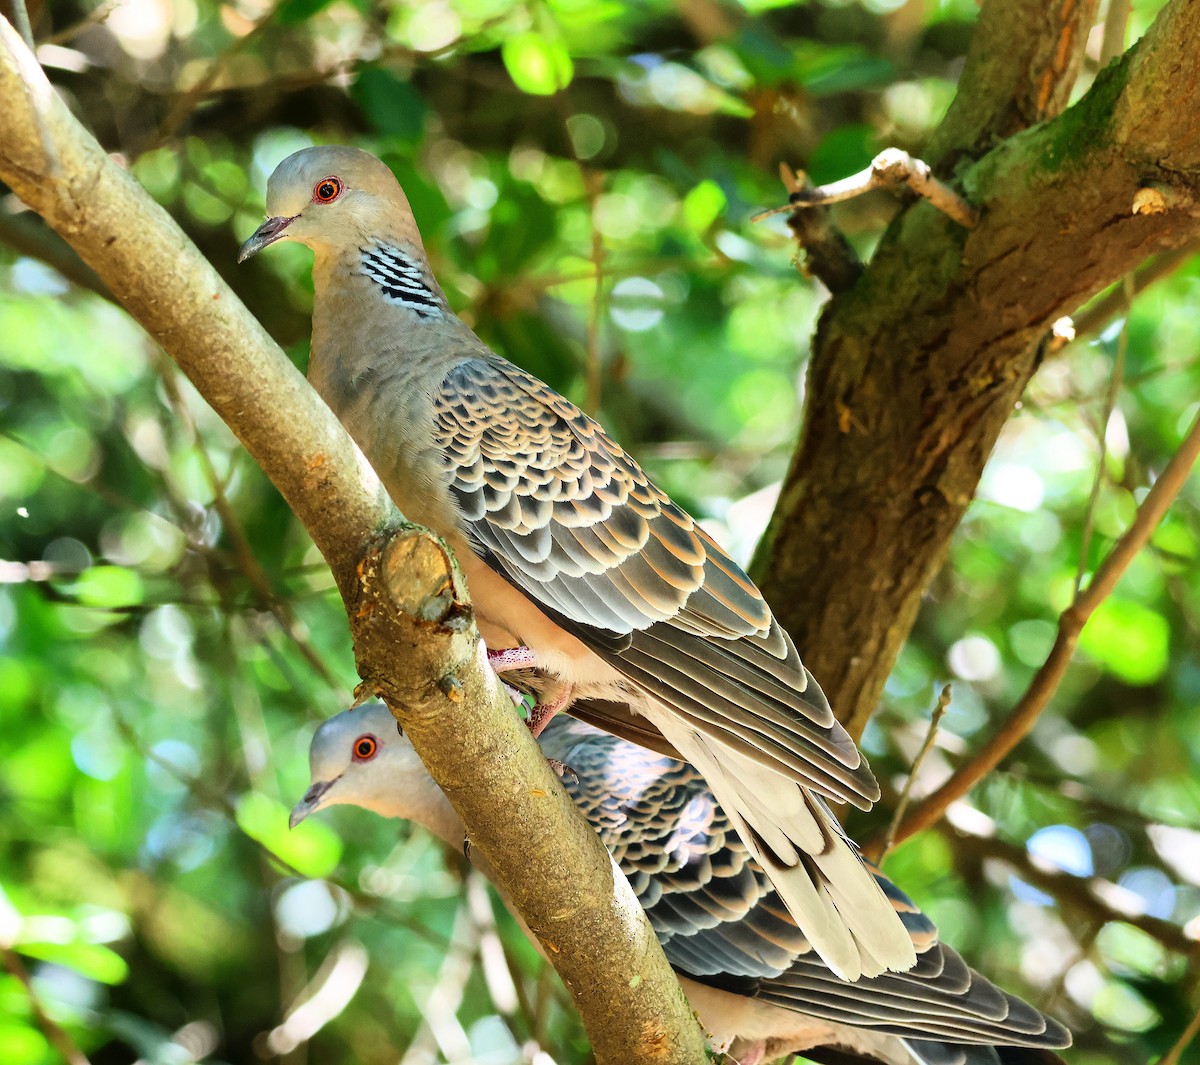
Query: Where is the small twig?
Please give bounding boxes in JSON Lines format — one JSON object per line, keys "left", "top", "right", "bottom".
{"left": 154, "top": 355, "right": 340, "bottom": 690}
{"left": 942, "top": 823, "right": 1200, "bottom": 963}
{"left": 3, "top": 950, "right": 93, "bottom": 1065}
{"left": 1160, "top": 999, "right": 1200, "bottom": 1065}
{"left": 869, "top": 684, "right": 951, "bottom": 863}
{"left": 41, "top": 0, "right": 118, "bottom": 45}
{"left": 754, "top": 149, "right": 980, "bottom": 229}
{"left": 6, "top": 0, "right": 34, "bottom": 49}
{"left": 584, "top": 169, "right": 606, "bottom": 415}
{"left": 1075, "top": 273, "right": 1132, "bottom": 596}
{"left": 1100, "top": 0, "right": 1133, "bottom": 67}
{"left": 150, "top": 1, "right": 280, "bottom": 147}
{"left": 1053, "top": 244, "right": 1200, "bottom": 353}
{"left": 891, "top": 404, "right": 1200, "bottom": 847}
{"left": 768, "top": 162, "right": 862, "bottom": 295}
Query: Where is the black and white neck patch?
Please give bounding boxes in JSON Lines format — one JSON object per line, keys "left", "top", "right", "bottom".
{"left": 360, "top": 243, "right": 442, "bottom": 317}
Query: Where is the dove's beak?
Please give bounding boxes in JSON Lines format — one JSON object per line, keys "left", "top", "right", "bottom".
{"left": 238, "top": 215, "right": 297, "bottom": 262}
{"left": 289, "top": 778, "right": 336, "bottom": 829}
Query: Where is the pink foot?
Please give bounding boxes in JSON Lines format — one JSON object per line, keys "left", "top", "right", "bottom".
{"left": 527, "top": 682, "right": 574, "bottom": 737}
{"left": 487, "top": 646, "right": 537, "bottom": 673}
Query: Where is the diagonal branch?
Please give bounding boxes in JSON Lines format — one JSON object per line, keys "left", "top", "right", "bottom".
{"left": 0, "top": 17, "right": 704, "bottom": 1063}
{"left": 888, "top": 404, "right": 1200, "bottom": 848}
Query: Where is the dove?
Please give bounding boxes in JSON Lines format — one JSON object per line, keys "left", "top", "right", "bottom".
{"left": 241, "top": 144, "right": 910, "bottom": 979}
{"left": 292, "top": 703, "right": 1072, "bottom": 1065}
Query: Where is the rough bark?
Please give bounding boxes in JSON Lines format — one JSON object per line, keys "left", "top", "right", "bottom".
{"left": 757, "top": 0, "right": 1200, "bottom": 740}
{"left": 928, "top": 0, "right": 1103, "bottom": 166}
{"left": 0, "top": 18, "right": 706, "bottom": 1063}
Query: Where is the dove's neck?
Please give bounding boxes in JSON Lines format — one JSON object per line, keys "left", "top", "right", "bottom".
{"left": 371, "top": 764, "right": 466, "bottom": 848}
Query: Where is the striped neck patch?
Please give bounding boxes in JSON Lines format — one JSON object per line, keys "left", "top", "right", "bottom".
{"left": 360, "top": 243, "right": 442, "bottom": 317}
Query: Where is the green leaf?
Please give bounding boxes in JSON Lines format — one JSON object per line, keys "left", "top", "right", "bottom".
{"left": 502, "top": 33, "right": 573, "bottom": 96}
{"left": 275, "top": 0, "right": 336, "bottom": 25}
{"left": 682, "top": 180, "right": 727, "bottom": 232}
{"left": 352, "top": 69, "right": 428, "bottom": 143}
{"left": 70, "top": 566, "right": 143, "bottom": 609}
{"left": 1079, "top": 598, "right": 1170, "bottom": 685}
{"left": 18, "top": 941, "right": 129, "bottom": 984}
{"left": 0, "top": 1024, "right": 49, "bottom": 1065}
{"left": 235, "top": 792, "right": 342, "bottom": 879}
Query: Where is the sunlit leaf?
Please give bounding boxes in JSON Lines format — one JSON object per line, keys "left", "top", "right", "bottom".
{"left": 502, "top": 33, "right": 574, "bottom": 95}
{"left": 235, "top": 793, "right": 342, "bottom": 879}
{"left": 69, "top": 567, "right": 143, "bottom": 609}
{"left": 1079, "top": 598, "right": 1170, "bottom": 685}
{"left": 18, "top": 941, "right": 129, "bottom": 984}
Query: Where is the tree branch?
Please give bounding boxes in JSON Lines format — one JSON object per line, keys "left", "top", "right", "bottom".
{"left": 942, "top": 821, "right": 1200, "bottom": 964}
{"left": 928, "top": 0, "right": 1102, "bottom": 165}
{"left": 758, "top": 0, "right": 1200, "bottom": 740}
{"left": 0, "top": 17, "right": 705, "bottom": 1063}
{"left": 887, "top": 402, "right": 1200, "bottom": 847}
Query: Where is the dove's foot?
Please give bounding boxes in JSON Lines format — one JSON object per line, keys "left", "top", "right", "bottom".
{"left": 486, "top": 646, "right": 537, "bottom": 673}
{"left": 526, "top": 682, "right": 574, "bottom": 737}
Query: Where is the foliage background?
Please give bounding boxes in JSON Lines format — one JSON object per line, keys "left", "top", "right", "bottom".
{"left": 2, "top": 0, "right": 1199, "bottom": 1063}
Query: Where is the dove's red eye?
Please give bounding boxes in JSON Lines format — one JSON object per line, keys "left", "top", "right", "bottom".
{"left": 352, "top": 735, "right": 378, "bottom": 761}
{"left": 313, "top": 177, "right": 343, "bottom": 203}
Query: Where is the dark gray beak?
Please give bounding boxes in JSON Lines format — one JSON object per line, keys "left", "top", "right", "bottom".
{"left": 289, "top": 778, "right": 336, "bottom": 829}
{"left": 238, "top": 215, "right": 297, "bottom": 263}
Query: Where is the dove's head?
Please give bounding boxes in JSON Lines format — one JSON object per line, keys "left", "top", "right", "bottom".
{"left": 290, "top": 702, "right": 436, "bottom": 829}
{"left": 238, "top": 146, "right": 422, "bottom": 262}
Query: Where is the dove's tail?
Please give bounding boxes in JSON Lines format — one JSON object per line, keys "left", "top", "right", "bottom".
{"left": 658, "top": 718, "right": 918, "bottom": 982}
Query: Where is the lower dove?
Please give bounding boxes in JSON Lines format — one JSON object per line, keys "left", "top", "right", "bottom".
{"left": 292, "top": 703, "right": 1072, "bottom": 1065}
{"left": 240, "top": 145, "right": 911, "bottom": 980}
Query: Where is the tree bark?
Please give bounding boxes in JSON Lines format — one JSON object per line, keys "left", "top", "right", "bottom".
{"left": 757, "top": 0, "right": 1200, "bottom": 740}
{"left": 0, "top": 18, "right": 706, "bottom": 1064}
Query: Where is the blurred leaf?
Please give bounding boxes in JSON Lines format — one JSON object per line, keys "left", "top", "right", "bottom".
{"left": 1079, "top": 598, "right": 1170, "bottom": 685}
{"left": 502, "top": 33, "right": 574, "bottom": 95}
{"left": 276, "top": 0, "right": 337, "bottom": 25}
{"left": 0, "top": 1024, "right": 49, "bottom": 1065}
{"left": 235, "top": 793, "right": 342, "bottom": 879}
{"left": 18, "top": 941, "right": 129, "bottom": 984}
{"left": 352, "top": 70, "right": 428, "bottom": 144}
{"left": 69, "top": 567, "right": 143, "bottom": 609}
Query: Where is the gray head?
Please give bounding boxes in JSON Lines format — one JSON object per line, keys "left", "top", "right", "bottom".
{"left": 289, "top": 702, "right": 437, "bottom": 829}
{"left": 238, "top": 146, "right": 425, "bottom": 263}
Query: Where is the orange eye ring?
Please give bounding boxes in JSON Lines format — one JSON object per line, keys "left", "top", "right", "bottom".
{"left": 313, "top": 176, "right": 343, "bottom": 203}
{"left": 352, "top": 734, "right": 378, "bottom": 761}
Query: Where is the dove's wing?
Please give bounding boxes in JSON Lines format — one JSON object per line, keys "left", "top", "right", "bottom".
{"left": 433, "top": 356, "right": 876, "bottom": 808}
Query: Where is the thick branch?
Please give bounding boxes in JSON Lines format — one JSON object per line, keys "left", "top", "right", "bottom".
{"left": 0, "top": 18, "right": 705, "bottom": 1063}
{"left": 928, "top": 0, "right": 1102, "bottom": 165}
{"left": 758, "top": 0, "right": 1200, "bottom": 740}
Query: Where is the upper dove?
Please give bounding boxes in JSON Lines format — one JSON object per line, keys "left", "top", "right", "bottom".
{"left": 241, "top": 144, "right": 912, "bottom": 980}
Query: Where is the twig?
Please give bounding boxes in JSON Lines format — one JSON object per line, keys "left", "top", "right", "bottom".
{"left": 150, "top": 1, "right": 280, "bottom": 147}
{"left": 1075, "top": 274, "right": 1131, "bottom": 596}
{"left": 584, "top": 169, "right": 606, "bottom": 415}
{"left": 869, "top": 684, "right": 951, "bottom": 863}
{"left": 754, "top": 149, "right": 980, "bottom": 229}
{"left": 3, "top": 950, "right": 93, "bottom": 1065}
{"left": 154, "top": 354, "right": 341, "bottom": 690}
{"left": 891, "top": 403, "right": 1200, "bottom": 847}
{"left": 768, "top": 162, "right": 862, "bottom": 295}
{"left": 1100, "top": 0, "right": 1133, "bottom": 66}
{"left": 0, "top": 211, "right": 109, "bottom": 298}
{"left": 1053, "top": 245, "right": 1200, "bottom": 352}
{"left": 6, "top": 0, "right": 33, "bottom": 48}
{"left": 943, "top": 822, "right": 1200, "bottom": 963}
{"left": 1160, "top": 999, "right": 1200, "bottom": 1065}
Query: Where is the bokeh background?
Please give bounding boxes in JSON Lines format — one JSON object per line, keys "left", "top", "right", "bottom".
{"left": 2, "top": 0, "right": 1199, "bottom": 1062}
